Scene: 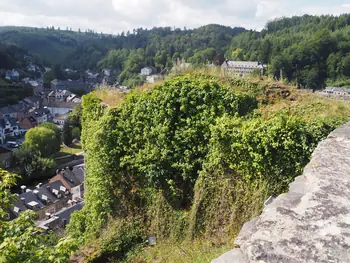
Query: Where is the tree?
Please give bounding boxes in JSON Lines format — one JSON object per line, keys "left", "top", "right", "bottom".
{"left": 72, "top": 127, "right": 81, "bottom": 139}
{"left": 38, "top": 122, "right": 61, "bottom": 143}
{"left": 23, "top": 127, "right": 60, "bottom": 157}
{"left": 69, "top": 104, "right": 82, "bottom": 129}
{"left": 62, "top": 120, "right": 72, "bottom": 146}
{"left": 12, "top": 144, "right": 55, "bottom": 182}
{"left": 0, "top": 168, "right": 78, "bottom": 262}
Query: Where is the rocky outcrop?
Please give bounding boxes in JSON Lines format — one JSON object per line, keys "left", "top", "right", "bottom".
{"left": 212, "top": 122, "right": 350, "bottom": 263}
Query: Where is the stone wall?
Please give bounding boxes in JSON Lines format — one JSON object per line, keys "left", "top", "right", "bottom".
{"left": 212, "top": 122, "right": 350, "bottom": 263}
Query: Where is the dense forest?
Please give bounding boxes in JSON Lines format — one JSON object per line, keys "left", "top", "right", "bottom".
{"left": 228, "top": 14, "right": 350, "bottom": 88}
{"left": 0, "top": 25, "right": 245, "bottom": 85}
{"left": 1, "top": 14, "right": 350, "bottom": 88}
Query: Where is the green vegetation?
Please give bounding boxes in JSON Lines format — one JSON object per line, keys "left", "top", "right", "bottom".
{"left": 12, "top": 124, "right": 63, "bottom": 183}
{"left": 228, "top": 14, "right": 350, "bottom": 89}
{"left": 12, "top": 144, "right": 56, "bottom": 183}
{"left": 24, "top": 127, "right": 60, "bottom": 158}
{"left": 0, "top": 168, "right": 77, "bottom": 262}
{"left": 64, "top": 73, "right": 350, "bottom": 262}
{"left": 0, "top": 85, "right": 33, "bottom": 107}
{"left": 59, "top": 143, "right": 82, "bottom": 155}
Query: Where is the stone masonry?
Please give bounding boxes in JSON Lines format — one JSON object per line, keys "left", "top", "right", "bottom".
{"left": 212, "top": 122, "right": 350, "bottom": 263}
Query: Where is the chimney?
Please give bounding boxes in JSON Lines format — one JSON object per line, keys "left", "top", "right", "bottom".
{"left": 33, "top": 190, "right": 39, "bottom": 195}
{"left": 21, "top": 185, "right": 27, "bottom": 193}
{"left": 20, "top": 197, "right": 25, "bottom": 203}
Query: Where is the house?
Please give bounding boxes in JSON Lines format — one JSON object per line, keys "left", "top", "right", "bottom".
{"left": 324, "top": 87, "right": 350, "bottom": 96}
{"left": 66, "top": 93, "right": 78, "bottom": 102}
{"left": 48, "top": 90, "right": 72, "bottom": 102}
{"left": 5, "top": 69, "right": 20, "bottom": 81}
{"left": 49, "top": 165, "right": 85, "bottom": 201}
{"left": 19, "top": 116, "right": 37, "bottom": 130}
{"left": 53, "top": 113, "right": 70, "bottom": 126}
{"left": 44, "top": 101, "right": 79, "bottom": 116}
{"left": 0, "top": 116, "right": 20, "bottom": 144}
{"left": 102, "top": 68, "right": 111, "bottom": 77}
{"left": 27, "top": 64, "right": 39, "bottom": 72}
{"left": 50, "top": 79, "right": 89, "bottom": 91}
{"left": 37, "top": 201, "right": 83, "bottom": 230}
{"left": 141, "top": 66, "right": 157, "bottom": 76}
{"left": 9, "top": 181, "right": 71, "bottom": 221}
{"left": 0, "top": 106, "right": 18, "bottom": 119}
{"left": 26, "top": 107, "right": 51, "bottom": 125}
{"left": 221, "top": 60, "right": 264, "bottom": 77}
{"left": 11, "top": 102, "right": 30, "bottom": 120}
{"left": 0, "top": 146, "right": 12, "bottom": 169}
{"left": 22, "top": 96, "right": 42, "bottom": 109}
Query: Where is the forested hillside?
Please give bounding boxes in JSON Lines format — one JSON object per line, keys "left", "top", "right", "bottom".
{"left": 228, "top": 14, "right": 350, "bottom": 88}
{"left": 0, "top": 25, "right": 245, "bottom": 70}
{"left": 2, "top": 14, "right": 350, "bottom": 88}
{"left": 0, "top": 43, "right": 29, "bottom": 69}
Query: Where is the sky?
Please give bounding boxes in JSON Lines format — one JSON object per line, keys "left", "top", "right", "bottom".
{"left": 0, "top": 0, "right": 349, "bottom": 34}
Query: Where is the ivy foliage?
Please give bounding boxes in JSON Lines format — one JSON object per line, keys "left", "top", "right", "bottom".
{"left": 69, "top": 74, "right": 350, "bottom": 261}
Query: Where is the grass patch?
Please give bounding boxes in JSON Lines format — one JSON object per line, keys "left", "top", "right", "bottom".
{"left": 59, "top": 142, "right": 82, "bottom": 155}
{"left": 123, "top": 239, "right": 232, "bottom": 263}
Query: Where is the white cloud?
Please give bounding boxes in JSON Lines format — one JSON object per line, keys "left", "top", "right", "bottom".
{"left": 302, "top": 4, "right": 350, "bottom": 16}
{"left": 0, "top": 0, "right": 347, "bottom": 33}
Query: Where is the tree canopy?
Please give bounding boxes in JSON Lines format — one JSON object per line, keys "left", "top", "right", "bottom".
{"left": 23, "top": 127, "right": 60, "bottom": 157}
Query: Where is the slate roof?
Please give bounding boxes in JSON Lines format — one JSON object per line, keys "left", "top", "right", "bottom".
{"left": 36, "top": 180, "right": 68, "bottom": 205}
{"left": 9, "top": 180, "right": 70, "bottom": 219}
{"left": 55, "top": 202, "right": 83, "bottom": 224}
{"left": 0, "top": 116, "right": 18, "bottom": 129}
{"left": 62, "top": 166, "right": 85, "bottom": 188}
{"left": 221, "top": 60, "right": 264, "bottom": 69}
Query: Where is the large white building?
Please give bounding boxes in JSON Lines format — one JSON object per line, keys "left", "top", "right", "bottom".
{"left": 221, "top": 60, "right": 264, "bottom": 77}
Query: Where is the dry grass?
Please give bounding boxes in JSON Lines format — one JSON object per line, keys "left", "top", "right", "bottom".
{"left": 123, "top": 238, "right": 232, "bottom": 263}
{"left": 259, "top": 91, "right": 350, "bottom": 120}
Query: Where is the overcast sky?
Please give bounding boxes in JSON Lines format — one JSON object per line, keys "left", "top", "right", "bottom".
{"left": 0, "top": 0, "right": 349, "bottom": 34}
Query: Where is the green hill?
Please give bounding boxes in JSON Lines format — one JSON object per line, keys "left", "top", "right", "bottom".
{"left": 227, "top": 14, "right": 350, "bottom": 89}
{"left": 0, "top": 25, "right": 246, "bottom": 71}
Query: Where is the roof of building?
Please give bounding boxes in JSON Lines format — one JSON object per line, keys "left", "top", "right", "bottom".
{"left": 52, "top": 166, "right": 85, "bottom": 189}
{"left": 11, "top": 102, "right": 28, "bottom": 113}
{"left": 0, "top": 116, "right": 19, "bottom": 129}
{"left": 51, "top": 79, "right": 86, "bottom": 86}
{"left": 44, "top": 101, "right": 79, "bottom": 109}
{"left": 325, "top": 87, "right": 350, "bottom": 93}
{"left": 221, "top": 60, "right": 264, "bottom": 69}
{"left": 10, "top": 180, "right": 70, "bottom": 219}
{"left": 0, "top": 146, "right": 12, "bottom": 154}
{"left": 23, "top": 96, "right": 42, "bottom": 106}
{"left": 55, "top": 202, "right": 83, "bottom": 224}
{"left": 21, "top": 115, "right": 37, "bottom": 124}
{"left": 53, "top": 113, "right": 70, "bottom": 120}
